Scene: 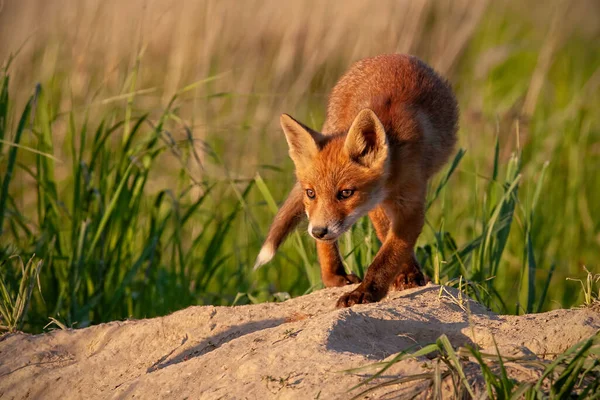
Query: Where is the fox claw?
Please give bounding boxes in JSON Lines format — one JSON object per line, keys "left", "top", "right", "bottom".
{"left": 336, "top": 287, "right": 376, "bottom": 308}
{"left": 392, "top": 270, "right": 427, "bottom": 291}
{"left": 323, "top": 273, "right": 362, "bottom": 287}
{"left": 344, "top": 273, "right": 362, "bottom": 284}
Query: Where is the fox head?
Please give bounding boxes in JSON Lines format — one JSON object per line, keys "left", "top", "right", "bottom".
{"left": 281, "top": 109, "right": 390, "bottom": 242}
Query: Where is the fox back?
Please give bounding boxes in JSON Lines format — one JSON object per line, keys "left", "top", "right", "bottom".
{"left": 323, "top": 54, "right": 458, "bottom": 177}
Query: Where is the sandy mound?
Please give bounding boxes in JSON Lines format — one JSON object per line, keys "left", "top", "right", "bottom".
{"left": 1, "top": 284, "right": 598, "bottom": 399}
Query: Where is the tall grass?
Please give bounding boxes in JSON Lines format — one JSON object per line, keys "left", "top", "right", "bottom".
{"left": 347, "top": 332, "right": 600, "bottom": 399}
{"left": 0, "top": 61, "right": 258, "bottom": 329}
{"left": 0, "top": 0, "right": 599, "bottom": 331}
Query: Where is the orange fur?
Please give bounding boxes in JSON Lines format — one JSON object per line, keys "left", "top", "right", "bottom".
{"left": 255, "top": 54, "right": 458, "bottom": 307}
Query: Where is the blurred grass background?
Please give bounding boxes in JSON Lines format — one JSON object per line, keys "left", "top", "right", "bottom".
{"left": 0, "top": 0, "right": 599, "bottom": 332}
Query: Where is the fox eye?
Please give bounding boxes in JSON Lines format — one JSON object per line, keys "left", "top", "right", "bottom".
{"left": 306, "top": 189, "right": 315, "bottom": 199}
{"left": 338, "top": 189, "right": 354, "bottom": 200}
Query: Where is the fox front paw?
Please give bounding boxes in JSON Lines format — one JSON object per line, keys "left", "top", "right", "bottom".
{"left": 323, "top": 273, "right": 362, "bottom": 288}
{"left": 392, "top": 270, "right": 427, "bottom": 291}
{"left": 336, "top": 286, "right": 381, "bottom": 308}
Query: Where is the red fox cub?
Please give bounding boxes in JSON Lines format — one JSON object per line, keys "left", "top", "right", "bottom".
{"left": 255, "top": 54, "right": 458, "bottom": 307}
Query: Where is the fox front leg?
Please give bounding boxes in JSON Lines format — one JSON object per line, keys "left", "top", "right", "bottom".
{"left": 317, "top": 240, "right": 361, "bottom": 287}
{"left": 336, "top": 200, "right": 426, "bottom": 307}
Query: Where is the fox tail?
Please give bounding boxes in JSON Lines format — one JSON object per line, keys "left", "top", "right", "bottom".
{"left": 253, "top": 183, "right": 305, "bottom": 270}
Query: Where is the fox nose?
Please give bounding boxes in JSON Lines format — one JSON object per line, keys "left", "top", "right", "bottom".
{"left": 311, "top": 226, "right": 328, "bottom": 239}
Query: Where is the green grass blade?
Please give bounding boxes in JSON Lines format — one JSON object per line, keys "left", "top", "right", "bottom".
{"left": 0, "top": 73, "right": 8, "bottom": 150}
{"left": 536, "top": 262, "right": 556, "bottom": 313}
{"left": 0, "top": 92, "right": 33, "bottom": 236}
{"left": 437, "top": 335, "right": 476, "bottom": 398}
{"left": 254, "top": 173, "right": 280, "bottom": 214}
{"left": 85, "top": 162, "right": 135, "bottom": 260}
{"left": 427, "top": 148, "right": 465, "bottom": 211}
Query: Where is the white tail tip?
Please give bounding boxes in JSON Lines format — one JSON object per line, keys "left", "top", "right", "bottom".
{"left": 253, "top": 243, "right": 275, "bottom": 271}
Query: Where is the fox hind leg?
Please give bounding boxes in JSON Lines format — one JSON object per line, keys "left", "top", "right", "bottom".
{"left": 368, "top": 206, "right": 390, "bottom": 243}
{"left": 317, "top": 240, "right": 361, "bottom": 287}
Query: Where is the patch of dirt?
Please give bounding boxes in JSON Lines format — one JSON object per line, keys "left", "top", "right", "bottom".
{"left": 1, "top": 284, "right": 598, "bottom": 399}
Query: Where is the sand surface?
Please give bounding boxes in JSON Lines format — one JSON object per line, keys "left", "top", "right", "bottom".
{"left": 1, "top": 284, "right": 599, "bottom": 399}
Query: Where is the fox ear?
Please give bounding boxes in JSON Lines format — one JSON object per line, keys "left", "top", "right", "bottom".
{"left": 280, "top": 114, "right": 324, "bottom": 167}
{"left": 345, "top": 109, "right": 388, "bottom": 168}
